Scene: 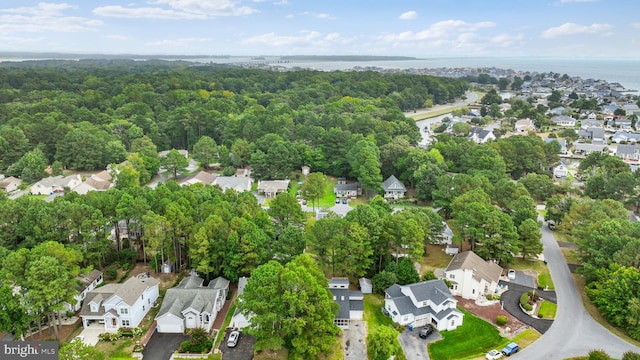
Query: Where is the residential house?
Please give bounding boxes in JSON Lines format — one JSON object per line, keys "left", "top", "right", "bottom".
{"left": 80, "top": 276, "right": 159, "bottom": 331}
{"left": 31, "top": 175, "right": 82, "bottom": 195}
{"left": 382, "top": 175, "right": 407, "bottom": 200}
{"left": 444, "top": 251, "right": 503, "bottom": 301}
{"left": 467, "top": 127, "right": 496, "bottom": 144}
{"left": 514, "top": 119, "right": 536, "bottom": 134}
{"left": 181, "top": 171, "right": 216, "bottom": 186}
{"left": 213, "top": 176, "right": 253, "bottom": 192}
{"left": 553, "top": 162, "right": 569, "bottom": 178}
{"left": 384, "top": 279, "right": 463, "bottom": 331}
{"left": 66, "top": 270, "right": 104, "bottom": 312}
{"left": 544, "top": 138, "right": 568, "bottom": 154}
{"left": 158, "top": 149, "right": 189, "bottom": 158}
{"left": 230, "top": 277, "right": 251, "bottom": 329}
{"left": 435, "top": 221, "right": 454, "bottom": 245}
{"left": 613, "top": 116, "right": 633, "bottom": 130}
{"left": 256, "top": 180, "right": 290, "bottom": 198}
{"left": 329, "top": 278, "right": 364, "bottom": 329}
{"left": 623, "top": 104, "right": 640, "bottom": 116}
{"left": 334, "top": 178, "right": 362, "bottom": 198}
{"left": 550, "top": 115, "right": 576, "bottom": 127}
{"left": 574, "top": 143, "right": 607, "bottom": 156}
{"left": 578, "top": 127, "right": 605, "bottom": 144}
{"left": 616, "top": 144, "right": 640, "bottom": 162}
{"left": 547, "top": 107, "right": 566, "bottom": 116}
{"left": 611, "top": 131, "right": 640, "bottom": 144}
{"left": 581, "top": 120, "right": 604, "bottom": 129}
{"left": 0, "top": 176, "right": 21, "bottom": 192}
{"left": 155, "top": 275, "right": 229, "bottom": 333}
{"left": 72, "top": 177, "right": 113, "bottom": 195}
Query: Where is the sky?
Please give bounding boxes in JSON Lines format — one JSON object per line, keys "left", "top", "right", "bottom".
{"left": 0, "top": 0, "right": 639, "bottom": 58}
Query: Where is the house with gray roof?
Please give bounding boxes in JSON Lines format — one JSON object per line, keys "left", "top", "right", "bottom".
{"left": 329, "top": 278, "right": 364, "bottom": 329}
{"left": 616, "top": 144, "right": 640, "bottom": 162}
{"left": 445, "top": 251, "right": 503, "bottom": 300}
{"left": 155, "top": 275, "right": 229, "bottom": 333}
{"left": 467, "top": 127, "right": 496, "bottom": 144}
{"left": 384, "top": 279, "right": 463, "bottom": 331}
{"left": 574, "top": 143, "right": 608, "bottom": 156}
{"left": 80, "top": 276, "right": 159, "bottom": 331}
{"left": 382, "top": 175, "right": 407, "bottom": 200}
{"left": 550, "top": 115, "right": 576, "bottom": 127}
{"left": 334, "top": 178, "right": 362, "bottom": 198}
{"left": 65, "top": 269, "right": 104, "bottom": 312}
{"left": 30, "top": 174, "right": 82, "bottom": 195}
{"left": 581, "top": 119, "right": 603, "bottom": 129}
{"left": 611, "top": 131, "right": 640, "bottom": 144}
{"left": 578, "top": 127, "right": 605, "bottom": 144}
{"left": 0, "top": 176, "right": 21, "bottom": 193}
{"left": 213, "top": 176, "right": 252, "bottom": 192}
{"left": 230, "top": 277, "right": 252, "bottom": 329}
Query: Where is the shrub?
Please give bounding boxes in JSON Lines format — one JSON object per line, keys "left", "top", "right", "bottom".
{"left": 495, "top": 315, "right": 507, "bottom": 326}
{"left": 105, "top": 266, "right": 118, "bottom": 281}
{"left": 422, "top": 271, "right": 437, "bottom": 281}
{"left": 520, "top": 292, "right": 533, "bottom": 311}
{"left": 623, "top": 351, "right": 640, "bottom": 360}
{"left": 588, "top": 349, "right": 612, "bottom": 360}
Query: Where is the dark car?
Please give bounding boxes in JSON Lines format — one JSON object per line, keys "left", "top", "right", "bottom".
{"left": 548, "top": 222, "right": 556, "bottom": 230}
{"left": 342, "top": 198, "right": 348, "bottom": 204}
{"left": 418, "top": 324, "right": 434, "bottom": 339}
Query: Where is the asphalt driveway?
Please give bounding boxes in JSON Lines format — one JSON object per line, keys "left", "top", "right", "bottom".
{"left": 221, "top": 330, "right": 255, "bottom": 360}
{"left": 499, "top": 281, "right": 554, "bottom": 334}
{"left": 142, "top": 332, "right": 189, "bottom": 360}
{"left": 398, "top": 327, "right": 441, "bottom": 360}
{"left": 344, "top": 320, "right": 367, "bottom": 360}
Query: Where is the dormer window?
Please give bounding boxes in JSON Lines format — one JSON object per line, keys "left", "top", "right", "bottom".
{"left": 120, "top": 308, "right": 128, "bottom": 314}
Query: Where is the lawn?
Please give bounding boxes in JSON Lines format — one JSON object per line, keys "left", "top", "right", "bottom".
{"left": 428, "top": 308, "right": 505, "bottom": 360}
{"left": 363, "top": 294, "right": 396, "bottom": 332}
{"left": 421, "top": 244, "right": 456, "bottom": 274}
{"left": 511, "top": 257, "right": 553, "bottom": 290}
{"left": 537, "top": 272, "right": 555, "bottom": 291}
{"left": 509, "top": 329, "right": 540, "bottom": 348}
{"left": 538, "top": 300, "right": 557, "bottom": 319}
{"left": 409, "top": 105, "right": 469, "bottom": 121}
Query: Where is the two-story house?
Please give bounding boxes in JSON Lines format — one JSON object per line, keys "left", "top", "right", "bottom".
{"left": 80, "top": 276, "right": 159, "bottom": 331}
{"left": 444, "top": 251, "right": 503, "bottom": 300}
{"left": 328, "top": 278, "right": 364, "bottom": 329}
{"left": 65, "top": 269, "right": 104, "bottom": 312}
{"left": 155, "top": 275, "right": 229, "bottom": 333}
{"left": 384, "top": 279, "right": 463, "bottom": 331}
{"left": 381, "top": 175, "right": 407, "bottom": 200}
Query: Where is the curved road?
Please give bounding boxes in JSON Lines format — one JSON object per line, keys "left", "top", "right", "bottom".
{"left": 514, "top": 219, "right": 640, "bottom": 359}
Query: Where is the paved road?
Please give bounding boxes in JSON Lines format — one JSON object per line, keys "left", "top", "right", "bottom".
{"left": 513, "top": 218, "right": 640, "bottom": 359}
{"left": 499, "top": 281, "right": 554, "bottom": 334}
{"left": 142, "top": 333, "right": 189, "bottom": 360}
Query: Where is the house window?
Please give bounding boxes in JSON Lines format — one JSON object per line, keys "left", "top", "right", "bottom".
{"left": 472, "top": 289, "right": 475, "bottom": 294}
{"left": 142, "top": 306, "right": 145, "bottom": 311}
{"left": 205, "top": 315, "right": 210, "bottom": 322}
{"left": 449, "top": 274, "right": 455, "bottom": 279}
{"left": 142, "top": 294, "right": 144, "bottom": 300}
{"left": 122, "top": 320, "right": 130, "bottom": 327}
{"left": 148, "top": 299, "right": 150, "bottom": 304}
{"left": 120, "top": 308, "right": 128, "bottom": 314}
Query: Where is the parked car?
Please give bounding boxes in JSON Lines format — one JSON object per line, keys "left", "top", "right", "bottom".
{"left": 507, "top": 269, "right": 516, "bottom": 280}
{"left": 335, "top": 198, "right": 340, "bottom": 204}
{"left": 548, "top": 222, "right": 556, "bottom": 230}
{"left": 501, "top": 342, "right": 519, "bottom": 356}
{"left": 486, "top": 349, "right": 503, "bottom": 360}
{"left": 301, "top": 199, "right": 307, "bottom": 205}
{"left": 342, "top": 198, "right": 348, "bottom": 204}
{"left": 227, "top": 330, "right": 240, "bottom": 348}
{"left": 418, "top": 324, "right": 434, "bottom": 339}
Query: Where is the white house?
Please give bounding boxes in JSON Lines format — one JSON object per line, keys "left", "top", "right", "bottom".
{"left": 65, "top": 269, "right": 104, "bottom": 312}
{"left": 72, "top": 177, "right": 113, "bottom": 195}
{"left": 31, "top": 175, "right": 82, "bottom": 195}
{"left": 155, "top": 275, "right": 229, "bottom": 333}
{"left": 334, "top": 178, "right": 362, "bottom": 198}
{"left": 359, "top": 278, "right": 372, "bottom": 294}
{"left": 444, "top": 251, "right": 503, "bottom": 301}
{"left": 436, "top": 221, "right": 454, "bottom": 245}
{"left": 381, "top": 175, "right": 407, "bottom": 200}
{"left": 230, "top": 277, "right": 251, "bottom": 329}
{"left": 0, "top": 176, "right": 21, "bottom": 192}
{"left": 329, "top": 278, "right": 364, "bottom": 329}
{"left": 553, "top": 162, "right": 569, "bottom": 178}
{"left": 514, "top": 119, "right": 536, "bottom": 133}
{"left": 80, "top": 276, "right": 159, "bottom": 331}
{"left": 384, "top": 279, "right": 463, "bottom": 331}
{"left": 468, "top": 127, "right": 496, "bottom": 144}
{"left": 550, "top": 115, "right": 576, "bottom": 127}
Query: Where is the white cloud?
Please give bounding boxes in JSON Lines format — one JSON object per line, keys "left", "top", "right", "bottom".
{"left": 379, "top": 19, "right": 495, "bottom": 42}
{"left": 105, "top": 34, "right": 128, "bottom": 40}
{"left": 0, "top": 3, "right": 102, "bottom": 35}
{"left": 541, "top": 22, "right": 613, "bottom": 38}
{"left": 632, "top": 23, "right": 640, "bottom": 29}
{"left": 94, "top": 0, "right": 258, "bottom": 19}
{"left": 302, "top": 11, "right": 334, "bottom": 19}
{"left": 399, "top": 11, "right": 417, "bottom": 20}
{"left": 145, "top": 37, "right": 211, "bottom": 47}
{"left": 241, "top": 30, "right": 347, "bottom": 48}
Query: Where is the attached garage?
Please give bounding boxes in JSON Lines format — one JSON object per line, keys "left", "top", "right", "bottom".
{"left": 156, "top": 314, "right": 185, "bottom": 333}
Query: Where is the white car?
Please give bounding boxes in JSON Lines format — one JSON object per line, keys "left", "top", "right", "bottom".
{"left": 507, "top": 269, "right": 516, "bottom": 280}
{"left": 486, "top": 349, "right": 503, "bottom": 360}
{"left": 227, "top": 330, "right": 240, "bottom": 348}
{"left": 73, "top": 335, "right": 85, "bottom": 343}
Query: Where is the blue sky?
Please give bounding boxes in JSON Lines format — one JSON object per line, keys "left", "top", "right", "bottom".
{"left": 0, "top": 0, "right": 638, "bottom": 57}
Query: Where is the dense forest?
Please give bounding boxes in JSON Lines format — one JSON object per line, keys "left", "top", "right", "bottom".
{"left": 1, "top": 61, "right": 640, "bottom": 354}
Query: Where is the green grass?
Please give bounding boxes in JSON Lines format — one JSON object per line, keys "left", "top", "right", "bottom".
{"left": 509, "top": 329, "right": 540, "bottom": 347}
{"left": 363, "top": 294, "right": 396, "bottom": 331}
{"left": 175, "top": 355, "right": 221, "bottom": 360}
{"left": 409, "top": 106, "right": 469, "bottom": 121}
{"left": 421, "top": 244, "right": 456, "bottom": 274}
{"left": 537, "top": 272, "right": 555, "bottom": 290}
{"left": 214, "top": 302, "right": 237, "bottom": 349}
{"left": 538, "top": 301, "right": 557, "bottom": 319}
{"left": 428, "top": 308, "right": 505, "bottom": 360}
{"left": 317, "top": 177, "right": 338, "bottom": 208}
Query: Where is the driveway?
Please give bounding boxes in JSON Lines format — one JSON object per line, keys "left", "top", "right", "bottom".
{"left": 507, "top": 270, "right": 535, "bottom": 288}
{"left": 499, "top": 281, "right": 554, "bottom": 334}
{"left": 398, "top": 327, "right": 441, "bottom": 360}
{"left": 142, "top": 332, "right": 189, "bottom": 360}
{"left": 221, "top": 330, "right": 255, "bottom": 360}
{"left": 344, "top": 320, "right": 367, "bottom": 360}
{"left": 513, "top": 217, "right": 640, "bottom": 359}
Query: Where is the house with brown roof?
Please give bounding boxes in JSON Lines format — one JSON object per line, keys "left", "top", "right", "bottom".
{"left": 0, "top": 176, "right": 21, "bottom": 192}
{"left": 257, "top": 180, "right": 290, "bottom": 198}
{"left": 72, "top": 177, "right": 113, "bottom": 195}
{"left": 80, "top": 276, "right": 159, "bottom": 331}
{"left": 181, "top": 171, "right": 216, "bottom": 186}
{"left": 444, "top": 251, "right": 503, "bottom": 300}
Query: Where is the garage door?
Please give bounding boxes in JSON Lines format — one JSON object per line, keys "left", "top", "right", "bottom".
{"left": 412, "top": 318, "right": 428, "bottom": 328}
{"left": 157, "top": 322, "right": 184, "bottom": 333}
